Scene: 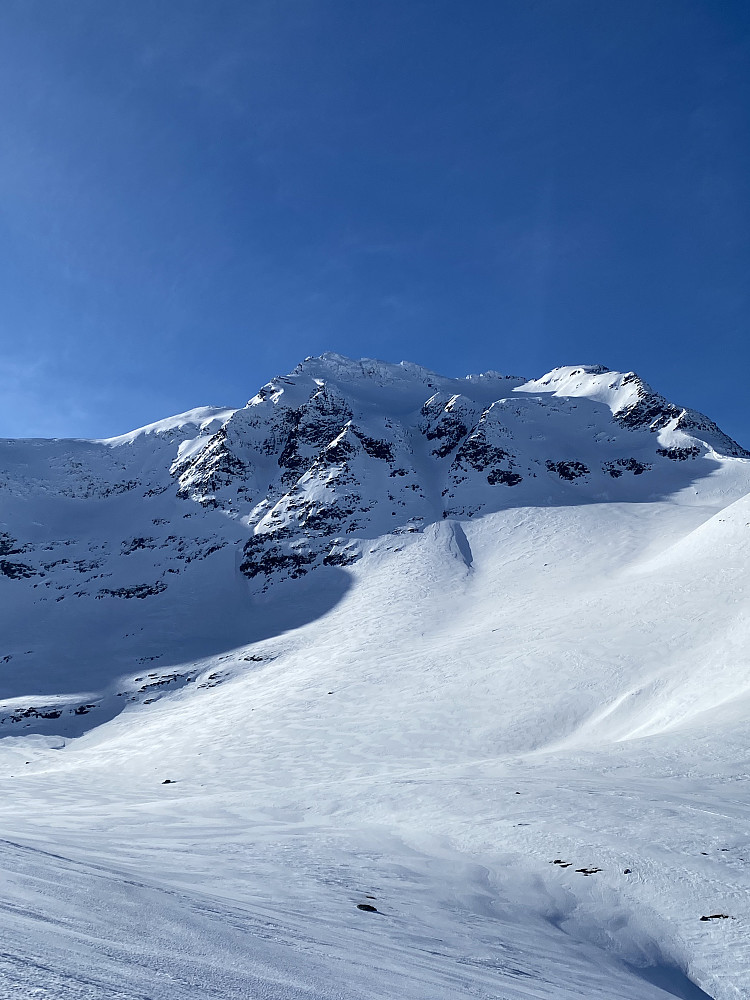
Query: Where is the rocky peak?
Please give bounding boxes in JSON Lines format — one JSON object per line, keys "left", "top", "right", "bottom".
{"left": 165, "top": 355, "right": 749, "bottom": 588}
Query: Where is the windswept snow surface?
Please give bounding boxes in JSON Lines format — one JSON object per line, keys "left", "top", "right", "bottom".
{"left": 1, "top": 355, "right": 749, "bottom": 999}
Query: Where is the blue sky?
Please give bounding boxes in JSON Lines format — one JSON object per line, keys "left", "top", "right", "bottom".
{"left": 0, "top": 0, "right": 748, "bottom": 443}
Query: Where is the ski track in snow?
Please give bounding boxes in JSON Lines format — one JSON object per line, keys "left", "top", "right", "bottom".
{"left": 0, "top": 355, "right": 749, "bottom": 999}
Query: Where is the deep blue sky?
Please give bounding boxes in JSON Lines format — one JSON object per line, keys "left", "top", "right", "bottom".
{"left": 1, "top": 0, "right": 748, "bottom": 443}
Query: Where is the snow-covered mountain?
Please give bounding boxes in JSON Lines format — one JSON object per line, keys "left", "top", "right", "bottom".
{"left": 1, "top": 354, "right": 749, "bottom": 999}
{"left": 1, "top": 354, "right": 746, "bottom": 732}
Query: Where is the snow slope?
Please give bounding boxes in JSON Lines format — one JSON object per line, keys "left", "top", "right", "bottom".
{"left": 1, "top": 354, "right": 749, "bottom": 999}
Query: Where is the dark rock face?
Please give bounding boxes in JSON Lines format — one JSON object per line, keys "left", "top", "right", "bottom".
{"left": 96, "top": 582, "right": 168, "bottom": 599}
{"left": 455, "top": 434, "right": 513, "bottom": 475}
{"left": 0, "top": 560, "right": 37, "bottom": 579}
{"left": 487, "top": 469, "right": 523, "bottom": 487}
{"left": 613, "top": 373, "right": 749, "bottom": 458}
{"left": 614, "top": 374, "right": 677, "bottom": 431}
{"left": 0, "top": 533, "right": 23, "bottom": 556}
{"left": 353, "top": 430, "right": 394, "bottom": 462}
{"left": 174, "top": 424, "right": 249, "bottom": 502}
{"left": 240, "top": 543, "right": 317, "bottom": 581}
{"left": 602, "top": 458, "right": 651, "bottom": 477}
{"left": 657, "top": 446, "right": 701, "bottom": 461}
{"left": 6, "top": 706, "right": 62, "bottom": 722}
{"left": 122, "top": 537, "right": 157, "bottom": 555}
{"left": 424, "top": 408, "right": 470, "bottom": 459}
{"left": 420, "top": 393, "right": 480, "bottom": 460}
{"left": 546, "top": 461, "right": 590, "bottom": 481}
{"left": 426, "top": 418, "right": 469, "bottom": 459}
{"left": 446, "top": 408, "right": 523, "bottom": 493}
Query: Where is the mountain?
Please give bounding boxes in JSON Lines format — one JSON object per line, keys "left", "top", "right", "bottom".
{"left": 1, "top": 354, "right": 746, "bottom": 733}
{"left": 1, "top": 354, "right": 749, "bottom": 1000}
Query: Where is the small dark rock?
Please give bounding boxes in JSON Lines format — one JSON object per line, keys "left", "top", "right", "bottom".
{"left": 162, "top": 779, "right": 175, "bottom": 784}
{"left": 546, "top": 460, "right": 590, "bottom": 481}
{"left": 657, "top": 445, "right": 700, "bottom": 462}
{"left": 357, "top": 903, "right": 378, "bottom": 913}
{"left": 487, "top": 469, "right": 522, "bottom": 487}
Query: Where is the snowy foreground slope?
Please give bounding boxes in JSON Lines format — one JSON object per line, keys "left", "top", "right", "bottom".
{"left": 1, "top": 355, "right": 750, "bottom": 999}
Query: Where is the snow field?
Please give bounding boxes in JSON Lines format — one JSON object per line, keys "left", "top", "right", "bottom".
{"left": 2, "top": 497, "right": 750, "bottom": 997}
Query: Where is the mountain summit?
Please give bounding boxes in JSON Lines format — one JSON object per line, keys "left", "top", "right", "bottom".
{"left": 174, "top": 354, "right": 747, "bottom": 589}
